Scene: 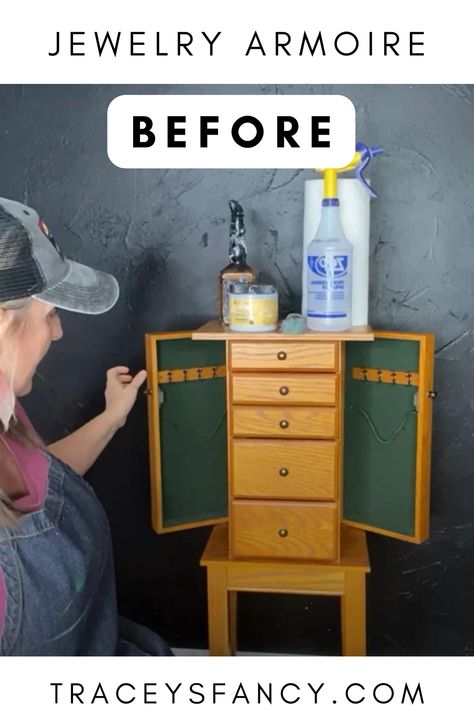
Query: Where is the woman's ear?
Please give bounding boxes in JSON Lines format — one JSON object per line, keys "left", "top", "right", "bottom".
{"left": 0, "top": 307, "right": 15, "bottom": 338}
{"left": 0, "top": 370, "right": 15, "bottom": 431}
{"left": 0, "top": 309, "right": 18, "bottom": 430}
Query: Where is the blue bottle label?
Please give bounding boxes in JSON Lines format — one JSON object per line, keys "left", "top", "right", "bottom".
{"left": 307, "top": 254, "right": 350, "bottom": 319}
{"left": 307, "top": 255, "right": 349, "bottom": 278}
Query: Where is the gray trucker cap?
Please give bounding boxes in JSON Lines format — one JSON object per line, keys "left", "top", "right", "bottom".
{"left": 0, "top": 197, "right": 119, "bottom": 314}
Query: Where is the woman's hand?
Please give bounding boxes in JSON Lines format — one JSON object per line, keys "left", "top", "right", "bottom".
{"left": 48, "top": 366, "right": 148, "bottom": 475}
{"left": 103, "top": 366, "right": 148, "bottom": 429}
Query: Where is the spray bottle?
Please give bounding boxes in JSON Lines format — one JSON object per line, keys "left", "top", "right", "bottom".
{"left": 218, "top": 200, "right": 256, "bottom": 324}
{"left": 306, "top": 142, "right": 382, "bottom": 332}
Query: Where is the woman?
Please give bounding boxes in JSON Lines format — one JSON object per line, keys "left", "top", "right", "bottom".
{"left": 0, "top": 197, "right": 171, "bottom": 655}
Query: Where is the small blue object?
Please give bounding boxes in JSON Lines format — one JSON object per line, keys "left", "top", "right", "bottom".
{"left": 355, "top": 141, "right": 383, "bottom": 198}
{"left": 280, "top": 313, "right": 306, "bottom": 334}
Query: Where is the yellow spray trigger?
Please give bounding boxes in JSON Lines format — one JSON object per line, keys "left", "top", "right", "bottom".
{"left": 314, "top": 151, "right": 362, "bottom": 199}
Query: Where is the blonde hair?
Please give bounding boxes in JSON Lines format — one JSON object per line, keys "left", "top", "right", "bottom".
{"left": 0, "top": 298, "right": 44, "bottom": 526}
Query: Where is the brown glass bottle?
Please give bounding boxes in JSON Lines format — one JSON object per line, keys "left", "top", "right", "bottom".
{"left": 218, "top": 200, "right": 256, "bottom": 324}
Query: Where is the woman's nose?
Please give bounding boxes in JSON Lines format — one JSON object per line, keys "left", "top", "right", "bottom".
{"left": 52, "top": 316, "right": 63, "bottom": 341}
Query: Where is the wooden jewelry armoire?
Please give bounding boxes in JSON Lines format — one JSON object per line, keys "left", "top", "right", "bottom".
{"left": 145, "top": 321, "right": 435, "bottom": 654}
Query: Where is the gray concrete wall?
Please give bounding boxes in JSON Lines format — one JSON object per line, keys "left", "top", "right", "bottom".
{"left": 0, "top": 85, "right": 473, "bottom": 654}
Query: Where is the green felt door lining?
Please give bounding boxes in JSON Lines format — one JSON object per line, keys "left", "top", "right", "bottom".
{"left": 343, "top": 337, "right": 420, "bottom": 537}
{"left": 156, "top": 337, "right": 228, "bottom": 529}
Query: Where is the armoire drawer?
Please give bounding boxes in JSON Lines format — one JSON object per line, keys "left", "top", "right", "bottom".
{"left": 230, "top": 342, "right": 338, "bottom": 371}
{"left": 232, "top": 439, "right": 338, "bottom": 500}
{"left": 232, "top": 406, "right": 338, "bottom": 439}
{"left": 231, "top": 500, "right": 338, "bottom": 560}
{"left": 231, "top": 373, "right": 338, "bottom": 406}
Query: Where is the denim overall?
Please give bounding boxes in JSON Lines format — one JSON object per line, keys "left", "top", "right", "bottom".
{"left": 0, "top": 453, "right": 171, "bottom": 656}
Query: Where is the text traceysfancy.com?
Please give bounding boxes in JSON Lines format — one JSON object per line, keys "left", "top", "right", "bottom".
{"left": 49, "top": 680, "right": 425, "bottom": 706}
{"left": 47, "top": 30, "right": 425, "bottom": 58}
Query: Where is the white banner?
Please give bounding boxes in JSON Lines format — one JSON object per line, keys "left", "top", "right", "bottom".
{"left": 107, "top": 95, "right": 355, "bottom": 168}
{"left": 0, "top": 656, "right": 469, "bottom": 710}
{"left": 0, "top": 0, "right": 471, "bottom": 84}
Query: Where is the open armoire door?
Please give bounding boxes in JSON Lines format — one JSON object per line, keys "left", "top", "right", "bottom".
{"left": 145, "top": 332, "right": 228, "bottom": 534}
{"left": 343, "top": 331, "right": 435, "bottom": 543}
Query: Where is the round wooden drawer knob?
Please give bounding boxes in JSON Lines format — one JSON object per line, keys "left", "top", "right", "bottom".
{"left": 279, "top": 467, "right": 289, "bottom": 477}
{"left": 279, "top": 386, "right": 289, "bottom": 396}
{"left": 277, "top": 351, "right": 287, "bottom": 361}
{"left": 279, "top": 420, "right": 289, "bottom": 429}
{"left": 278, "top": 528, "right": 288, "bottom": 538}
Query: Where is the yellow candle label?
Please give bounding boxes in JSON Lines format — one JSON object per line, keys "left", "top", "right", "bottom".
{"left": 229, "top": 296, "right": 278, "bottom": 327}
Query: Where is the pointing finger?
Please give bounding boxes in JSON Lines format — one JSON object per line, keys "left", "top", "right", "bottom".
{"left": 131, "top": 370, "right": 148, "bottom": 390}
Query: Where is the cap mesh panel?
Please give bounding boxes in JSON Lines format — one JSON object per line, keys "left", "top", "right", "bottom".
{"left": 0, "top": 206, "right": 44, "bottom": 301}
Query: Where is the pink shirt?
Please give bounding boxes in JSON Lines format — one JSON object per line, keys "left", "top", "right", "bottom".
{"left": 0, "top": 404, "right": 48, "bottom": 640}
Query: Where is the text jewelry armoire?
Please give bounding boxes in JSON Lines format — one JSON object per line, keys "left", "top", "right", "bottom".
{"left": 145, "top": 321, "right": 435, "bottom": 655}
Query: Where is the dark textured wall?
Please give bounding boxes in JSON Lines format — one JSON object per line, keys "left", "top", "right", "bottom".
{"left": 0, "top": 85, "right": 473, "bottom": 655}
